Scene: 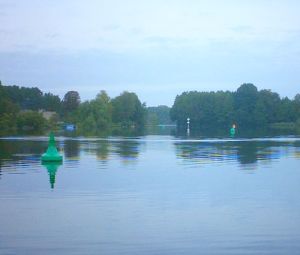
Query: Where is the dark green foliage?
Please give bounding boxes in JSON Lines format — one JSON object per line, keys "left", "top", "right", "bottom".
{"left": 295, "top": 94, "right": 300, "bottom": 128}
{"left": 0, "top": 113, "right": 17, "bottom": 136}
{"left": 0, "top": 84, "right": 19, "bottom": 136}
{"left": 1, "top": 80, "right": 299, "bottom": 136}
{"left": 171, "top": 84, "right": 300, "bottom": 132}
{"left": 1, "top": 84, "right": 61, "bottom": 112}
{"left": 253, "top": 90, "right": 280, "bottom": 126}
{"left": 17, "top": 111, "right": 46, "bottom": 134}
{"left": 277, "top": 97, "right": 297, "bottom": 123}
{"left": 75, "top": 91, "right": 112, "bottom": 135}
{"left": 62, "top": 91, "right": 80, "bottom": 117}
{"left": 73, "top": 90, "right": 146, "bottom": 136}
{"left": 170, "top": 91, "right": 234, "bottom": 130}
{"left": 3, "top": 85, "right": 43, "bottom": 110}
{"left": 0, "top": 81, "right": 147, "bottom": 136}
{"left": 0, "top": 93, "right": 19, "bottom": 116}
{"left": 234, "top": 83, "right": 258, "bottom": 127}
{"left": 111, "top": 91, "right": 146, "bottom": 130}
{"left": 147, "top": 105, "right": 174, "bottom": 125}
{"left": 0, "top": 83, "right": 61, "bottom": 136}
{"left": 42, "top": 92, "right": 61, "bottom": 112}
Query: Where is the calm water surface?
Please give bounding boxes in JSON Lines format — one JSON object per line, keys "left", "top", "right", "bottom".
{"left": 1, "top": 135, "right": 300, "bottom": 254}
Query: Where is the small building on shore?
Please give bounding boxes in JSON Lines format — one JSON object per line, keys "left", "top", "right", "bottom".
{"left": 38, "top": 110, "right": 57, "bottom": 121}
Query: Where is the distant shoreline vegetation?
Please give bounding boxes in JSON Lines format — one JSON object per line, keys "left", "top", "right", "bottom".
{"left": 171, "top": 83, "right": 300, "bottom": 134}
{"left": 0, "top": 81, "right": 300, "bottom": 136}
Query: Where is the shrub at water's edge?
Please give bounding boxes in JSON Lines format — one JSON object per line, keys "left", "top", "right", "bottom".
{"left": 72, "top": 91, "right": 146, "bottom": 136}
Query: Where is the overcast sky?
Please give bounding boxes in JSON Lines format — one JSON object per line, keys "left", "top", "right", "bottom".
{"left": 0, "top": 0, "right": 299, "bottom": 106}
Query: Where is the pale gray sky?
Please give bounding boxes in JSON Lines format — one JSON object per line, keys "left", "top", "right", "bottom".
{"left": 0, "top": 0, "right": 300, "bottom": 106}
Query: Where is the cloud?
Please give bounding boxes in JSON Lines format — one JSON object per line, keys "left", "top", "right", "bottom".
{"left": 102, "top": 24, "right": 121, "bottom": 32}
{"left": 0, "top": 2, "right": 15, "bottom": 19}
{"left": 0, "top": 0, "right": 299, "bottom": 53}
{"left": 231, "top": 25, "right": 253, "bottom": 34}
{"left": 45, "top": 33, "right": 60, "bottom": 39}
{"left": 143, "top": 36, "right": 191, "bottom": 48}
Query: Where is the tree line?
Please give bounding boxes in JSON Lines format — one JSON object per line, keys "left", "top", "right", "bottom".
{"left": 0, "top": 81, "right": 146, "bottom": 136}
{"left": 170, "top": 83, "right": 300, "bottom": 132}
{"left": 1, "top": 81, "right": 300, "bottom": 136}
{"left": 65, "top": 90, "right": 146, "bottom": 136}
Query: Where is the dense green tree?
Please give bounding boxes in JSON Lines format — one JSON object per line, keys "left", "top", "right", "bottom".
{"left": 42, "top": 92, "right": 61, "bottom": 112}
{"left": 82, "top": 114, "right": 97, "bottom": 135}
{"left": 1, "top": 84, "right": 63, "bottom": 112}
{"left": 0, "top": 87, "right": 19, "bottom": 116}
{"left": 94, "top": 90, "right": 112, "bottom": 129}
{"left": 75, "top": 90, "right": 112, "bottom": 135}
{"left": 0, "top": 84, "right": 19, "bottom": 136}
{"left": 234, "top": 83, "right": 258, "bottom": 127}
{"left": 3, "top": 85, "right": 43, "bottom": 110}
{"left": 17, "top": 111, "right": 46, "bottom": 134}
{"left": 111, "top": 91, "right": 146, "bottom": 129}
{"left": 63, "top": 91, "right": 80, "bottom": 113}
{"left": 171, "top": 91, "right": 234, "bottom": 130}
{"left": 277, "top": 97, "right": 296, "bottom": 123}
{"left": 0, "top": 113, "right": 17, "bottom": 136}
{"left": 253, "top": 90, "right": 280, "bottom": 126}
{"left": 294, "top": 94, "right": 300, "bottom": 121}
{"left": 213, "top": 91, "right": 234, "bottom": 127}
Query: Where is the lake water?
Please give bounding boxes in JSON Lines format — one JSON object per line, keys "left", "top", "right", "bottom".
{"left": 1, "top": 135, "right": 300, "bottom": 254}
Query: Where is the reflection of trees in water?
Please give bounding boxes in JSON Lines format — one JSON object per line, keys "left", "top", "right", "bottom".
{"left": 175, "top": 142, "right": 238, "bottom": 164}
{"left": 0, "top": 140, "right": 44, "bottom": 163}
{"left": 80, "top": 140, "right": 141, "bottom": 164}
{"left": 0, "top": 140, "right": 45, "bottom": 177}
{"left": 113, "top": 140, "right": 141, "bottom": 161}
{"left": 235, "top": 141, "right": 281, "bottom": 165}
{"left": 96, "top": 141, "right": 110, "bottom": 161}
{"left": 146, "top": 125, "right": 176, "bottom": 136}
{"left": 0, "top": 140, "right": 45, "bottom": 156}
{"left": 175, "top": 141, "right": 289, "bottom": 166}
{"left": 80, "top": 141, "right": 110, "bottom": 163}
{"left": 64, "top": 140, "right": 80, "bottom": 159}
{"left": 0, "top": 141, "right": 14, "bottom": 161}
{"left": 293, "top": 141, "right": 300, "bottom": 158}
{"left": 0, "top": 143, "right": 6, "bottom": 176}
{"left": 236, "top": 142, "right": 258, "bottom": 165}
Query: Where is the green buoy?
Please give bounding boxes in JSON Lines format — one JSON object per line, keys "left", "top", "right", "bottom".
{"left": 41, "top": 132, "right": 63, "bottom": 162}
{"left": 230, "top": 124, "right": 236, "bottom": 137}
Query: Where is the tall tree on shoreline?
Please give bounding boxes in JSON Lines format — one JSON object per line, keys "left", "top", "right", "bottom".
{"left": 234, "top": 83, "right": 258, "bottom": 127}
{"left": 62, "top": 91, "right": 80, "bottom": 120}
{"left": 111, "top": 91, "right": 146, "bottom": 129}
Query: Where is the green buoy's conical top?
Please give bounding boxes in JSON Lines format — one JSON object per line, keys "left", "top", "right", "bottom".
{"left": 41, "top": 132, "right": 63, "bottom": 162}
